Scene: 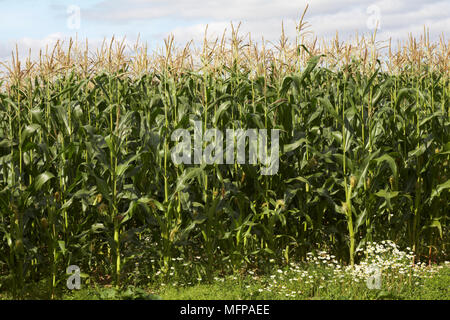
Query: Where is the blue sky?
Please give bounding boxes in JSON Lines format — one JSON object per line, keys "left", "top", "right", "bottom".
{"left": 1, "top": 0, "right": 448, "bottom": 61}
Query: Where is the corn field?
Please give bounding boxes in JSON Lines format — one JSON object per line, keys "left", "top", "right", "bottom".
{"left": 0, "top": 24, "right": 449, "bottom": 298}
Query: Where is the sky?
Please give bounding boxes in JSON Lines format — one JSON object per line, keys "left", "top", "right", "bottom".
{"left": 0, "top": 0, "right": 448, "bottom": 61}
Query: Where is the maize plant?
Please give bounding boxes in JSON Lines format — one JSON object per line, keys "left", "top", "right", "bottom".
{"left": 0, "top": 24, "right": 448, "bottom": 298}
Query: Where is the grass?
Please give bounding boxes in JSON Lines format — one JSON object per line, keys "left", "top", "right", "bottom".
{"left": 1, "top": 243, "right": 448, "bottom": 300}
{"left": 2, "top": 263, "right": 448, "bottom": 301}
{"left": 155, "top": 265, "right": 450, "bottom": 300}
{"left": 151, "top": 245, "right": 450, "bottom": 300}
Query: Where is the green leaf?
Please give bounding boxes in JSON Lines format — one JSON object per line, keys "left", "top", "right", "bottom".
{"left": 355, "top": 209, "right": 368, "bottom": 232}
{"left": 319, "top": 97, "right": 339, "bottom": 122}
{"left": 213, "top": 101, "right": 231, "bottom": 125}
{"left": 34, "top": 172, "right": 55, "bottom": 191}
{"left": 374, "top": 189, "right": 399, "bottom": 198}
{"left": 283, "top": 138, "right": 307, "bottom": 153}
{"left": 375, "top": 154, "right": 398, "bottom": 179}
{"left": 20, "top": 124, "right": 40, "bottom": 146}
{"left": 431, "top": 179, "right": 450, "bottom": 199}
{"left": 58, "top": 240, "right": 67, "bottom": 255}
{"left": 374, "top": 189, "right": 399, "bottom": 210}
{"left": 174, "top": 165, "right": 206, "bottom": 193}
{"left": 116, "top": 154, "right": 140, "bottom": 177}
{"left": 424, "top": 219, "right": 443, "bottom": 239}
{"left": 91, "top": 223, "right": 105, "bottom": 233}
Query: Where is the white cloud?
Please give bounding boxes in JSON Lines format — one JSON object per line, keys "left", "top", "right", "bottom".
{"left": 1, "top": 0, "right": 447, "bottom": 67}
{"left": 0, "top": 33, "right": 64, "bottom": 63}
{"left": 84, "top": 0, "right": 449, "bottom": 44}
